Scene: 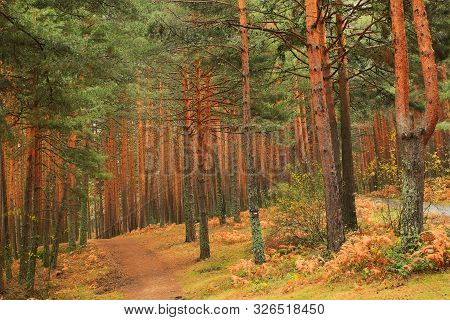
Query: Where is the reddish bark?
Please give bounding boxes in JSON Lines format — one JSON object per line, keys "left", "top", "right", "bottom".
{"left": 305, "top": 0, "right": 345, "bottom": 252}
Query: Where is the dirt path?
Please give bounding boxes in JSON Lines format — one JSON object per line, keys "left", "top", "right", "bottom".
{"left": 91, "top": 235, "right": 191, "bottom": 300}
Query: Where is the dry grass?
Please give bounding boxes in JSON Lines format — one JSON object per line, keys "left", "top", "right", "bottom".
{"left": 1, "top": 244, "right": 124, "bottom": 300}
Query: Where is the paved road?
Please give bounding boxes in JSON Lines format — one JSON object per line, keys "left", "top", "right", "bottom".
{"left": 372, "top": 197, "right": 450, "bottom": 216}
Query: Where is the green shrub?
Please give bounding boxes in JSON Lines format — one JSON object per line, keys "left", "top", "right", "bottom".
{"left": 266, "top": 168, "right": 326, "bottom": 247}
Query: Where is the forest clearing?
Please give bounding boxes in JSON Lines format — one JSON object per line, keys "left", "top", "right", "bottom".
{"left": 0, "top": 0, "right": 449, "bottom": 303}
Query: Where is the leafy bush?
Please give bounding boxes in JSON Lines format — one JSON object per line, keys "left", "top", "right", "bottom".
{"left": 266, "top": 169, "right": 326, "bottom": 247}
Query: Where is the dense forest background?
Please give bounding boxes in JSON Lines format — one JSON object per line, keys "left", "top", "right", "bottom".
{"left": 0, "top": 0, "right": 448, "bottom": 298}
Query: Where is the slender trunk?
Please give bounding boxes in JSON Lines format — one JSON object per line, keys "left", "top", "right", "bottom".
{"left": 120, "top": 120, "right": 130, "bottom": 232}
{"left": 305, "top": 0, "right": 345, "bottom": 252}
{"left": 319, "top": 15, "right": 342, "bottom": 190}
{"left": 26, "top": 128, "right": 42, "bottom": 294}
{"left": 50, "top": 180, "right": 68, "bottom": 269}
{"left": 0, "top": 145, "right": 10, "bottom": 292}
{"left": 196, "top": 61, "right": 211, "bottom": 260}
{"left": 182, "top": 69, "right": 196, "bottom": 242}
{"left": 67, "top": 132, "right": 77, "bottom": 250}
{"left": 239, "top": 0, "right": 265, "bottom": 264}
{"left": 213, "top": 126, "right": 226, "bottom": 224}
{"left": 336, "top": 2, "right": 357, "bottom": 230}
{"left": 79, "top": 175, "right": 89, "bottom": 247}
{"left": 42, "top": 171, "right": 54, "bottom": 268}
{"left": 19, "top": 137, "right": 34, "bottom": 282}
{"left": 230, "top": 127, "right": 241, "bottom": 223}
{"left": 138, "top": 115, "right": 146, "bottom": 228}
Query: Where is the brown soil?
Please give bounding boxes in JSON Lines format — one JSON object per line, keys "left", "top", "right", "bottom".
{"left": 91, "top": 232, "right": 195, "bottom": 300}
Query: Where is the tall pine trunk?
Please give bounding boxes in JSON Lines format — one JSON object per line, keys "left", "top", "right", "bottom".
{"left": 305, "top": 0, "right": 345, "bottom": 252}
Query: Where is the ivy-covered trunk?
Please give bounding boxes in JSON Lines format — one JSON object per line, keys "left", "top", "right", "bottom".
{"left": 389, "top": 0, "right": 440, "bottom": 242}
{"left": 399, "top": 131, "right": 425, "bottom": 240}
{"left": 239, "top": 0, "right": 265, "bottom": 264}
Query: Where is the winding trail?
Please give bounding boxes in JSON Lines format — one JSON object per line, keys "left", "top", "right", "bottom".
{"left": 91, "top": 232, "right": 195, "bottom": 300}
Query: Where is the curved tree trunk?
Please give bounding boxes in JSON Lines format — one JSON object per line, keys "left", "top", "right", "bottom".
{"left": 411, "top": 0, "right": 441, "bottom": 145}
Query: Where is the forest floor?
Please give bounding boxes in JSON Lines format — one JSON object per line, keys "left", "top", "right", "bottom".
{"left": 30, "top": 196, "right": 448, "bottom": 300}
